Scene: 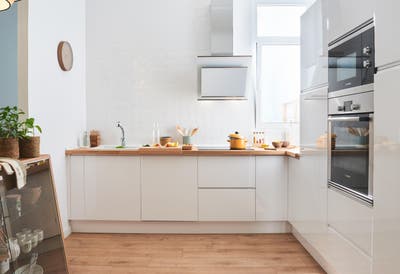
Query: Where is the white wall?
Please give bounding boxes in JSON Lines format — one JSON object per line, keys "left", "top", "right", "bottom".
{"left": 27, "top": 0, "right": 86, "bottom": 235}
{"left": 86, "top": 0, "right": 255, "bottom": 146}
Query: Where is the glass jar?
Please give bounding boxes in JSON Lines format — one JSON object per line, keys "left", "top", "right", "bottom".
{"left": 8, "top": 238, "right": 20, "bottom": 262}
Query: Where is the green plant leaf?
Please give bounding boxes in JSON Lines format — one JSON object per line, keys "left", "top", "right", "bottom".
{"left": 0, "top": 106, "right": 42, "bottom": 138}
{"left": 35, "top": 125, "right": 42, "bottom": 134}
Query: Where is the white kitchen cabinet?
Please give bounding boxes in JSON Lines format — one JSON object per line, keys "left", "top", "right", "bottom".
{"left": 301, "top": 0, "right": 328, "bottom": 92}
{"left": 198, "top": 156, "right": 255, "bottom": 188}
{"left": 84, "top": 156, "right": 141, "bottom": 221}
{"left": 328, "top": 189, "right": 373, "bottom": 256}
{"left": 288, "top": 150, "right": 327, "bottom": 238}
{"left": 324, "top": 227, "right": 372, "bottom": 274}
{"left": 141, "top": 156, "right": 198, "bottom": 221}
{"left": 199, "top": 189, "right": 255, "bottom": 221}
{"left": 374, "top": 0, "right": 400, "bottom": 68}
{"left": 255, "top": 157, "right": 287, "bottom": 221}
{"left": 373, "top": 66, "right": 400, "bottom": 274}
{"left": 289, "top": 154, "right": 372, "bottom": 274}
{"left": 327, "top": 0, "right": 374, "bottom": 43}
{"left": 68, "top": 156, "right": 85, "bottom": 220}
{"left": 300, "top": 87, "right": 328, "bottom": 147}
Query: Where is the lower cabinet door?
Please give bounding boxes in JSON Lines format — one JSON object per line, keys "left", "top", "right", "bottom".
{"left": 328, "top": 188, "right": 373, "bottom": 256}
{"left": 69, "top": 156, "right": 85, "bottom": 220}
{"left": 84, "top": 156, "right": 141, "bottom": 221}
{"left": 199, "top": 189, "right": 255, "bottom": 221}
{"left": 256, "top": 157, "right": 288, "bottom": 221}
{"left": 141, "top": 156, "right": 198, "bottom": 221}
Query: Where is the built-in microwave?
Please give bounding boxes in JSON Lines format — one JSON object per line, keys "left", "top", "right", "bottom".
{"left": 328, "top": 20, "right": 375, "bottom": 97}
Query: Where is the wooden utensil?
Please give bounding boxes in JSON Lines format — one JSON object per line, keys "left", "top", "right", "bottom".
{"left": 176, "top": 125, "right": 185, "bottom": 136}
{"left": 348, "top": 127, "right": 359, "bottom": 136}
{"left": 191, "top": 128, "right": 199, "bottom": 136}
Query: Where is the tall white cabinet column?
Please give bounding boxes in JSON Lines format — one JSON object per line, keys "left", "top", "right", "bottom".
{"left": 372, "top": 3, "right": 400, "bottom": 273}
{"left": 372, "top": 66, "right": 400, "bottom": 274}
{"left": 290, "top": 0, "right": 328, "bottom": 243}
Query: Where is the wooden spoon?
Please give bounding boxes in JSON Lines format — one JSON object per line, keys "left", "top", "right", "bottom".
{"left": 191, "top": 128, "right": 199, "bottom": 136}
{"left": 176, "top": 125, "right": 185, "bottom": 136}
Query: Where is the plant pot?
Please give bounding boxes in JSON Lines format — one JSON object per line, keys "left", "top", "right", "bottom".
{"left": 19, "top": 136, "right": 40, "bottom": 158}
{"left": 0, "top": 138, "right": 20, "bottom": 159}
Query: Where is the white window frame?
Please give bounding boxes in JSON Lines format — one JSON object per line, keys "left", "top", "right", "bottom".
{"left": 255, "top": 0, "right": 308, "bottom": 128}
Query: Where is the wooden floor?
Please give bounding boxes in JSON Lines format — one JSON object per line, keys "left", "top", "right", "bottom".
{"left": 65, "top": 233, "right": 325, "bottom": 274}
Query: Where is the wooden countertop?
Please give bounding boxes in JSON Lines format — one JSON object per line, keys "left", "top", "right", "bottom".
{"left": 65, "top": 148, "right": 300, "bottom": 158}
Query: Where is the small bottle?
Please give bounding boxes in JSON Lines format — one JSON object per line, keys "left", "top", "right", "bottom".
{"left": 80, "top": 131, "right": 90, "bottom": 148}
{"left": 152, "top": 122, "right": 160, "bottom": 145}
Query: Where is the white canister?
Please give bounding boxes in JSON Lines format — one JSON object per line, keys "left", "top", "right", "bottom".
{"left": 20, "top": 238, "right": 32, "bottom": 254}
{"left": 33, "top": 229, "right": 44, "bottom": 243}
{"left": 8, "top": 238, "right": 20, "bottom": 262}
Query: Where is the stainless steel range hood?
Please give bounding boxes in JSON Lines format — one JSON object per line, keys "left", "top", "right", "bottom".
{"left": 197, "top": 0, "right": 252, "bottom": 100}
{"left": 208, "top": 0, "right": 252, "bottom": 56}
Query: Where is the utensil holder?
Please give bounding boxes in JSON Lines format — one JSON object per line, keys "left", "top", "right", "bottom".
{"left": 182, "top": 136, "right": 192, "bottom": 145}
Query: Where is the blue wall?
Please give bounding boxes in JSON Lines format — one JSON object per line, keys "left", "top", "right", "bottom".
{"left": 0, "top": 5, "right": 18, "bottom": 108}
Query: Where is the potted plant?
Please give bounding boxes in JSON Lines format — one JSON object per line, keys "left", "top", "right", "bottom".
{"left": 0, "top": 106, "right": 24, "bottom": 159}
{"left": 19, "top": 117, "right": 42, "bottom": 158}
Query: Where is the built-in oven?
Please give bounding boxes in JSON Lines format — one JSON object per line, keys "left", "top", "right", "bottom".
{"left": 328, "top": 19, "right": 375, "bottom": 98}
{"left": 328, "top": 92, "right": 373, "bottom": 205}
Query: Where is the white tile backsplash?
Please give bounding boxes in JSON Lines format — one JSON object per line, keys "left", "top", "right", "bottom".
{"left": 86, "top": 0, "right": 256, "bottom": 146}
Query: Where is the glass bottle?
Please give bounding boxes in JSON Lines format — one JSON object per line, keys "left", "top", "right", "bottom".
{"left": 80, "top": 131, "right": 90, "bottom": 148}
{"left": 152, "top": 122, "right": 160, "bottom": 145}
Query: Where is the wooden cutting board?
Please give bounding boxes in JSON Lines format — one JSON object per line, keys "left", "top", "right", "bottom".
{"left": 138, "top": 146, "right": 182, "bottom": 155}
{"left": 264, "top": 145, "right": 297, "bottom": 151}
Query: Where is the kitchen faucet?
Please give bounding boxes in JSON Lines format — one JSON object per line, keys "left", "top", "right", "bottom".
{"left": 116, "top": 121, "right": 126, "bottom": 147}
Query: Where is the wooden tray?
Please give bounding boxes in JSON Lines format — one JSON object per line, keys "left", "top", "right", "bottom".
{"left": 138, "top": 146, "right": 182, "bottom": 155}
{"left": 262, "top": 145, "right": 297, "bottom": 151}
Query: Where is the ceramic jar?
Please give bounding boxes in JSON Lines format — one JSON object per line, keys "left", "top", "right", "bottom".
{"left": 8, "top": 238, "right": 20, "bottom": 262}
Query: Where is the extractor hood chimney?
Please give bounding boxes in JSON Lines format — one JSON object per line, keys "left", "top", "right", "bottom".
{"left": 209, "top": 0, "right": 252, "bottom": 56}
{"left": 210, "top": 0, "right": 234, "bottom": 56}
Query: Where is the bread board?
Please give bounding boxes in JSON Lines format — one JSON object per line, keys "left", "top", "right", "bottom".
{"left": 138, "top": 146, "right": 182, "bottom": 155}
{"left": 263, "top": 145, "right": 297, "bottom": 151}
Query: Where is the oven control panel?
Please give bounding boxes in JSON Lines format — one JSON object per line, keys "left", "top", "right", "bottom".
{"left": 337, "top": 101, "right": 361, "bottom": 112}
{"left": 329, "top": 91, "right": 373, "bottom": 115}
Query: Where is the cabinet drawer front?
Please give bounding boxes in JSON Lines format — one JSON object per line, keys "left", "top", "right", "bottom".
{"left": 328, "top": 189, "right": 373, "bottom": 256}
{"left": 198, "top": 156, "right": 255, "bottom": 188}
{"left": 199, "top": 189, "right": 255, "bottom": 221}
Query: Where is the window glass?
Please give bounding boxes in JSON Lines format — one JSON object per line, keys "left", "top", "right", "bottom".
{"left": 259, "top": 45, "right": 300, "bottom": 123}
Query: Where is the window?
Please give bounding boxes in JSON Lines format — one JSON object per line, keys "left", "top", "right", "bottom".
{"left": 256, "top": 2, "right": 306, "bottom": 142}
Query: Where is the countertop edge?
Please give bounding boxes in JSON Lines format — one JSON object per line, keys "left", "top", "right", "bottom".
{"left": 65, "top": 148, "right": 301, "bottom": 158}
